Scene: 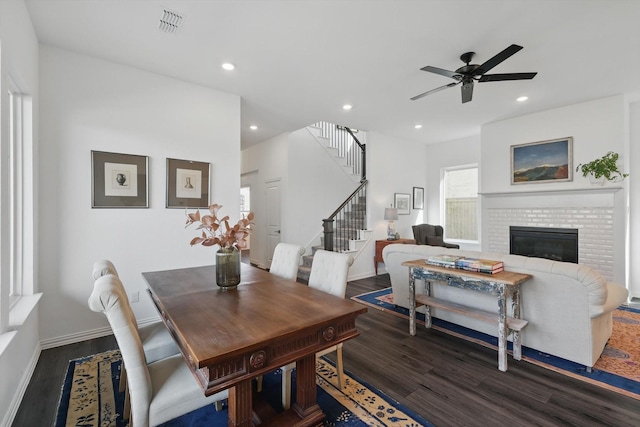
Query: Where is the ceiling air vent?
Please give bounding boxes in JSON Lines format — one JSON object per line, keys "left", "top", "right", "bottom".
{"left": 159, "top": 9, "right": 183, "bottom": 34}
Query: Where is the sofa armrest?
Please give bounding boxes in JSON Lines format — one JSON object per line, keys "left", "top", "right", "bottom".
{"left": 590, "top": 282, "right": 629, "bottom": 318}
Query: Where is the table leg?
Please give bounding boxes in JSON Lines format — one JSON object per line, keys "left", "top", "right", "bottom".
{"left": 497, "top": 284, "right": 508, "bottom": 372}
{"left": 228, "top": 380, "right": 254, "bottom": 427}
{"left": 511, "top": 287, "right": 522, "bottom": 361}
{"left": 291, "top": 354, "right": 325, "bottom": 426}
{"left": 424, "top": 279, "right": 432, "bottom": 329}
{"left": 409, "top": 268, "right": 416, "bottom": 336}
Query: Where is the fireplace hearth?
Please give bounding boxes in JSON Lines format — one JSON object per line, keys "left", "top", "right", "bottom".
{"left": 509, "top": 226, "right": 578, "bottom": 263}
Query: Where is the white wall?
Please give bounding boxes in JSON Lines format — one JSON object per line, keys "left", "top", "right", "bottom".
{"left": 0, "top": 1, "right": 40, "bottom": 424}
{"left": 241, "top": 132, "right": 288, "bottom": 268}
{"left": 627, "top": 97, "right": 640, "bottom": 298}
{"left": 38, "top": 46, "right": 241, "bottom": 345}
{"left": 425, "top": 134, "right": 481, "bottom": 251}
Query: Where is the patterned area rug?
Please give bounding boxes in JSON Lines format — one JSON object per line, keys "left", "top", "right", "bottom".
{"left": 352, "top": 287, "right": 640, "bottom": 400}
{"left": 54, "top": 350, "right": 432, "bottom": 427}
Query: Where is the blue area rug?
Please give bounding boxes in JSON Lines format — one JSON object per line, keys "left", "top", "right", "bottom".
{"left": 55, "top": 350, "right": 433, "bottom": 426}
{"left": 352, "top": 287, "right": 640, "bottom": 400}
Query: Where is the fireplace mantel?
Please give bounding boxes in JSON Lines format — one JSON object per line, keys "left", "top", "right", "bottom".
{"left": 480, "top": 186, "right": 622, "bottom": 209}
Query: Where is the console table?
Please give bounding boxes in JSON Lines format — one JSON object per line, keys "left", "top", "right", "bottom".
{"left": 374, "top": 239, "right": 415, "bottom": 275}
{"left": 402, "top": 259, "right": 532, "bottom": 372}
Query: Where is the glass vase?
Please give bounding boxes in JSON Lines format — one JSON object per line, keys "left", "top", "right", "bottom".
{"left": 215, "top": 247, "right": 241, "bottom": 290}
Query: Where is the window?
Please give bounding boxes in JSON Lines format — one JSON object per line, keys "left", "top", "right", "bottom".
{"left": 442, "top": 166, "right": 478, "bottom": 242}
{"left": 2, "top": 77, "right": 34, "bottom": 321}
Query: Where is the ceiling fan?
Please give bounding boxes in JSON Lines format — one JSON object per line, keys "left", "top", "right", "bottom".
{"left": 411, "top": 44, "right": 537, "bottom": 103}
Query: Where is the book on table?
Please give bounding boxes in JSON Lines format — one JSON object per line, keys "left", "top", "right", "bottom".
{"left": 425, "top": 254, "right": 463, "bottom": 268}
{"left": 455, "top": 257, "right": 504, "bottom": 274}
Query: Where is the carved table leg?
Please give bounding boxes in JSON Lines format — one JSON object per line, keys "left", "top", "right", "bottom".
{"left": 424, "top": 279, "right": 432, "bottom": 329}
{"left": 228, "top": 380, "right": 254, "bottom": 427}
{"left": 291, "top": 354, "right": 325, "bottom": 426}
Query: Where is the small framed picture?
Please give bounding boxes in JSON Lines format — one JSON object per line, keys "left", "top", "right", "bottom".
{"left": 394, "top": 193, "right": 411, "bottom": 215}
{"left": 166, "top": 158, "right": 210, "bottom": 208}
{"left": 413, "top": 187, "right": 424, "bottom": 209}
{"left": 511, "top": 137, "right": 573, "bottom": 184}
{"left": 91, "top": 150, "right": 148, "bottom": 208}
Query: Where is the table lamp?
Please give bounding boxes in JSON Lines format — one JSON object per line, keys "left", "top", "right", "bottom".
{"left": 384, "top": 207, "right": 399, "bottom": 240}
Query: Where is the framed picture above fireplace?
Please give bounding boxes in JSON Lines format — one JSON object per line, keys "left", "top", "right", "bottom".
{"left": 511, "top": 137, "right": 573, "bottom": 184}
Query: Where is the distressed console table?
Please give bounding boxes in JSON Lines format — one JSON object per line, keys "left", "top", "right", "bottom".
{"left": 402, "top": 259, "right": 532, "bottom": 372}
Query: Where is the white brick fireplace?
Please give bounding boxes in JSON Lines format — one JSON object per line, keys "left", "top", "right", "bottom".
{"left": 482, "top": 187, "right": 624, "bottom": 282}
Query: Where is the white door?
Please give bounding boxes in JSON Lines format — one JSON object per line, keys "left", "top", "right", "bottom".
{"left": 266, "top": 179, "right": 281, "bottom": 266}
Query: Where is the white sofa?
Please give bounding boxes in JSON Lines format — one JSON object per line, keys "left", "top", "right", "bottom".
{"left": 382, "top": 244, "right": 629, "bottom": 368}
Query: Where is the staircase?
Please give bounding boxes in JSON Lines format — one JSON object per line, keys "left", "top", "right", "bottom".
{"left": 296, "top": 122, "right": 371, "bottom": 281}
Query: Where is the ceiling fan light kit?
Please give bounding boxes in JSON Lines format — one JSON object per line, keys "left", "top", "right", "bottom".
{"left": 411, "top": 44, "right": 537, "bottom": 103}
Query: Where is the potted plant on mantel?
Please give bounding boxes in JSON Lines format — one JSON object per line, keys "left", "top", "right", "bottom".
{"left": 575, "top": 151, "right": 629, "bottom": 185}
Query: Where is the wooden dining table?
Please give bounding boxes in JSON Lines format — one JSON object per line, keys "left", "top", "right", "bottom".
{"left": 142, "top": 263, "right": 367, "bottom": 427}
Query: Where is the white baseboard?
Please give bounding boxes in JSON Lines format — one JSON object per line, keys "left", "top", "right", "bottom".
{"left": 40, "top": 326, "right": 113, "bottom": 350}
{"left": 1, "top": 345, "right": 40, "bottom": 427}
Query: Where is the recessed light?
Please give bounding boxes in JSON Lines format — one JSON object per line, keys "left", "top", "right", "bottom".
{"left": 517, "top": 96, "right": 528, "bottom": 102}
{"left": 249, "top": 125, "right": 258, "bottom": 130}
{"left": 222, "top": 63, "right": 235, "bottom": 71}
{"left": 342, "top": 104, "right": 352, "bottom": 110}
{"left": 414, "top": 124, "right": 423, "bottom": 129}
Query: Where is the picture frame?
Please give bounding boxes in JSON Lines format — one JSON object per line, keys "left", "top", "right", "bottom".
{"left": 511, "top": 137, "right": 573, "bottom": 184}
{"left": 412, "top": 187, "right": 424, "bottom": 210}
{"left": 166, "top": 158, "right": 210, "bottom": 208}
{"left": 91, "top": 150, "right": 148, "bottom": 208}
{"left": 394, "top": 193, "right": 411, "bottom": 215}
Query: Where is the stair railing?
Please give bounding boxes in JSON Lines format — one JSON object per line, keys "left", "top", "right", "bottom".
{"left": 322, "top": 180, "right": 368, "bottom": 252}
{"left": 313, "top": 122, "right": 366, "bottom": 182}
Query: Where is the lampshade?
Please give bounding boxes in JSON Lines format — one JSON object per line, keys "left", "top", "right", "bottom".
{"left": 384, "top": 207, "right": 398, "bottom": 221}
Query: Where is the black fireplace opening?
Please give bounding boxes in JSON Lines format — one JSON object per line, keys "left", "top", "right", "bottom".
{"left": 509, "top": 226, "right": 578, "bottom": 263}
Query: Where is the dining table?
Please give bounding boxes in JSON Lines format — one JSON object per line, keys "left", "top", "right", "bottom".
{"left": 142, "top": 262, "right": 367, "bottom": 427}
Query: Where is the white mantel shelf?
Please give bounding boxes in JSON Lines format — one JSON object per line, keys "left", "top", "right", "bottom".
{"left": 479, "top": 186, "right": 623, "bottom": 197}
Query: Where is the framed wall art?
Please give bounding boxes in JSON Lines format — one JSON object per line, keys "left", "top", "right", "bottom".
{"left": 91, "top": 150, "right": 148, "bottom": 208}
{"left": 394, "top": 193, "right": 411, "bottom": 215}
{"left": 412, "top": 187, "right": 424, "bottom": 209}
{"left": 511, "top": 137, "right": 573, "bottom": 184}
{"left": 166, "top": 158, "right": 210, "bottom": 208}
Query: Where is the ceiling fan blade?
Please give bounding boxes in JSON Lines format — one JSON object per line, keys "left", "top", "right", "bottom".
{"left": 461, "top": 81, "right": 474, "bottom": 103}
{"left": 410, "top": 82, "right": 460, "bottom": 101}
{"left": 420, "top": 65, "right": 461, "bottom": 80}
{"left": 479, "top": 72, "right": 537, "bottom": 82}
{"left": 474, "top": 44, "right": 523, "bottom": 76}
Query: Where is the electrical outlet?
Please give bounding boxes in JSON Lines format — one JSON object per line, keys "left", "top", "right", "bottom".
{"left": 129, "top": 291, "right": 139, "bottom": 303}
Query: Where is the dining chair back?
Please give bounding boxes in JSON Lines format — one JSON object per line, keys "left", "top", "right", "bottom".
{"left": 89, "top": 274, "right": 227, "bottom": 427}
{"left": 269, "top": 243, "right": 305, "bottom": 281}
{"left": 92, "top": 260, "right": 179, "bottom": 364}
{"left": 280, "top": 249, "right": 354, "bottom": 409}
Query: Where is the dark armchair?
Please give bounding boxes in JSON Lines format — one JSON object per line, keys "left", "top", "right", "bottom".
{"left": 412, "top": 224, "right": 460, "bottom": 249}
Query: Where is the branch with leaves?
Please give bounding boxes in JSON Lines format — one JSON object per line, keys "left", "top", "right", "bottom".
{"left": 185, "top": 204, "right": 254, "bottom": 249}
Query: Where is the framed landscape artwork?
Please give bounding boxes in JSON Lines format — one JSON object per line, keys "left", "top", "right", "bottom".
{"left": 511, "top": 137, "right": 573, "bottom": 184}
{"left": 91, "top": 150, "right": 148, "bottom": 208}
{"left": 166, "top": 158, "right": 210, "bottom": 208}
{"left": 394, "top": 193, "right": 411, "bottom": 215}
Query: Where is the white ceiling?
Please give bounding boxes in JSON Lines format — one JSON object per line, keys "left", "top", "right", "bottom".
{"left": 24, "top": 0, "right": 640, "bottom": 149}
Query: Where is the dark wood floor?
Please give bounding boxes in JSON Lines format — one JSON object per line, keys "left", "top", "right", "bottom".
{"left": 13, "top": 273, "right": 640, "bottom": 426}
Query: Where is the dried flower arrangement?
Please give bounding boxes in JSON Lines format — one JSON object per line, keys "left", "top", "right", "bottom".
{"left": 185, "top": 204, "right": 254, "bottom": 249}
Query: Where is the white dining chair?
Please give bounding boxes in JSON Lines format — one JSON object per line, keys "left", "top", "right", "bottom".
{"left": 280, "top": 249, "right": 354, "bottom": 409}
{"left": 269, "top": 243, "right": 305, "bottom": 280}
{"left": 92, "top": 260, "right": 180, "bottom": 364}
{"left": 89, "top": 274, "right": 228, "bottom": 427}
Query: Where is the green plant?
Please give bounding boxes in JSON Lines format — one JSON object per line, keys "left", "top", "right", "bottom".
{"left": 185, "top": 203, "right": 254, "bottom": 249}
{"left": 575, "top": 151, "right": 629, "bottom": 181}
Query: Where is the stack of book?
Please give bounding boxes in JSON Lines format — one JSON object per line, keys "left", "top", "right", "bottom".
{"left": 455, "top": 257, "right": 504, "bottom": 274}
{"left": 425, "top": 254, "right": 463, "bottom": 268}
